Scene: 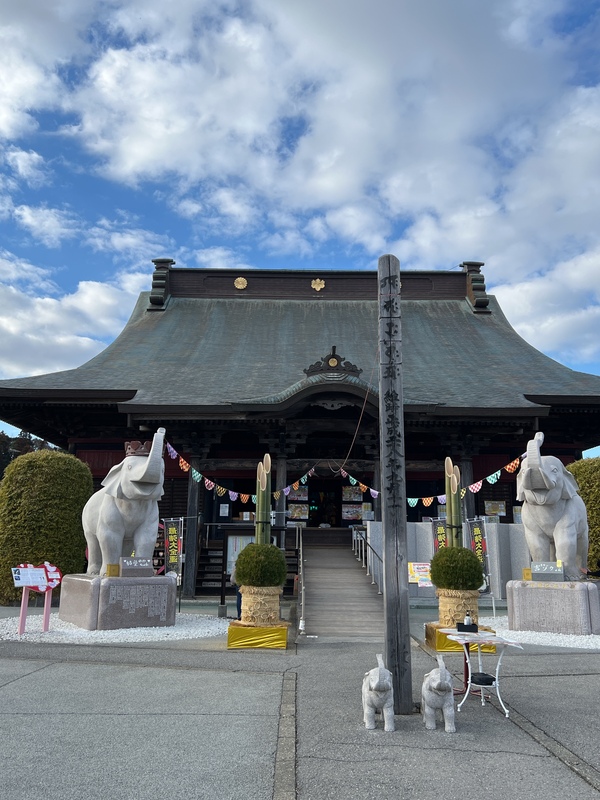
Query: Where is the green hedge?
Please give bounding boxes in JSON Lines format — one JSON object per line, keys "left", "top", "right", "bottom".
{"left": 234, "top": 543, "right": 288, "bottom": 587}
{"left": 0, "top": 450, "right": 93, "bottom": 604}
{"left": 567, "top": 457, "right": 600, "bottom": 571}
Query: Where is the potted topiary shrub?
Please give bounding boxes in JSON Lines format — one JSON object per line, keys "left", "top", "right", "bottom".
{"left": 430, "top": 546, "right": 484, "bottom": 627}
{"left": 234, "top": 542, "right": 288, "bottom": 626}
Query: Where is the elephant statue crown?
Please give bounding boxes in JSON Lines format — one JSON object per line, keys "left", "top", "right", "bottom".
{"left": 125, "top": 440, "right": 152, "bottom": 457}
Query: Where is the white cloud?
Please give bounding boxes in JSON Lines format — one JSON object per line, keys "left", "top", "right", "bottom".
{"left": 4, "top": 147, "right": 49, "bottom": 187}
{"left": 193, "top": 247, "right": 253, "bottom": 270}
{"left": 12, "top": 204, "right": 79, "bottom": 247}
{"left": 0, "top": 0, "right": 599, "bottom": 382}
{"left": 0, "top": 249, "right": 58, "bottom": 293}
{"left": 0, "top": 273, "right": 141, "bottom": 380}
{"left": 493, "top": 247, "right": 600, "bottom": 369}
{"left": 0, "top": 1, "right": 97, "bottom": 139}
{"left": 211, "top": 187, "right": 258, "bottom": 228}
{"left": 84, "top": 218, "right": 176, "bottom": 267}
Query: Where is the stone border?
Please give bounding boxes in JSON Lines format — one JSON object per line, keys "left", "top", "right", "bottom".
{"left": 274, "top": 671, "right": 296, "bottom": 800}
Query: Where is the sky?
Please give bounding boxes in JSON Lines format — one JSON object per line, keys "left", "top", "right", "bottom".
{"left": 1, "top": 0, "right": 600, "bottom": 453}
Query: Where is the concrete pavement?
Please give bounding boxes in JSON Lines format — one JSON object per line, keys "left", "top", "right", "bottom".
{"left": 1, "top": 597, "right": 599, "bottom": 800}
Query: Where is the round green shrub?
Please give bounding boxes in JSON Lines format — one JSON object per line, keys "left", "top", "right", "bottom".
{"left": 430, "top": 546, "right": 484, "bottom": 590}
{"left": 234, "top": 543, "right": 287, "bottom": 587}
{"left": 0, "top": 450, "right": 93, "bottom": 604}
{"left": 567, "top": 457, "right": 600, "bottom": 572}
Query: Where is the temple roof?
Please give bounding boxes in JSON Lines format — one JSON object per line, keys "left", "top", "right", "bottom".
{"left": 2, "top": 265, "right": 600, "bottom": 430}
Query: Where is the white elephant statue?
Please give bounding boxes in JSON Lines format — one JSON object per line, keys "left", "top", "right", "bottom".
{"left": 516, "top": 432, "right": 588, "bottom": 580}
{"left": 83, "top": 428, "right": 166, "bottom": 576}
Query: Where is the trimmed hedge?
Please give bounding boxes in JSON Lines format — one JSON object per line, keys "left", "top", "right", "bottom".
{"left": 234, "top": 543, "right": 288, "bottom": 587}
{"left": 0, "top": 450, "right": 93, "bottom": 604}
{"left": 567, "top": 457, "right": 600, "bottom": 571}
{"left": 430, "top": 546, "right": 484, "bottom": 590}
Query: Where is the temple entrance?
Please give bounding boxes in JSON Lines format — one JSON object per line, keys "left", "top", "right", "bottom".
{"left": 308, "top": 479, "right": 341, "bottom": 527}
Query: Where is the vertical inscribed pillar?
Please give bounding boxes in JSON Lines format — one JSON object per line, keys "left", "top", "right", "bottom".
{"left": 377, "top": 254, "right": 412, "bottom": 714}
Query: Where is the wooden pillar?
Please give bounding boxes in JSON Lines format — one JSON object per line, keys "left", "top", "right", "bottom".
{"left": 372, "top": 457, "right": 382, "bottom": 521}
{"left": 377, "top": 254, "right": 412, "bottom": 714}
{"left": 182, "top": 456, "right": 201, "bottom": 597}
{"left": 460, "top": 457, "right": 475, "bottom": 523}
{"left": 275, "top": 456, "right": 287, "bottom": 527}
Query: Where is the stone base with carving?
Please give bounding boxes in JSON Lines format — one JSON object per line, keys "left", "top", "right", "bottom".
{"left": 58, "top": 573, "right": 177, "bottom": 631}
{"left": 507, "top": 580, "right": 600, "bottom": 635}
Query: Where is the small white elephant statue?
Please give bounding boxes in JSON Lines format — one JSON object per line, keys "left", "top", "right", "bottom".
{"left": 362, "top": 653, "right": 395, "bottom": 732}
{"left": 516, "top": 432, "right": 589, "bottom": 580}
{"left": 421, "top": 654, "right": 456, "bottom": 732}
{"left": 82, "top": 427, "right": 166, "bottom": 576}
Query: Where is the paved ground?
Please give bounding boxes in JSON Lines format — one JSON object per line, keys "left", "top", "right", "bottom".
{"left": 1, "top": 553, "right": 600, "bottom": 800}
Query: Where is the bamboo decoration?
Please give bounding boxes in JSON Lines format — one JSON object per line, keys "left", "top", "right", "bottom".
{"left": 444, "top": 457, "right": 462, "bottom": 547}
{"left": 255, "top": 453, "right": 272, "bottom": 545}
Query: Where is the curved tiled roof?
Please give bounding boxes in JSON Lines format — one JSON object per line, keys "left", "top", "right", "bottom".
{"left": 2, "top": 290, "right": 600, "bottom": 416}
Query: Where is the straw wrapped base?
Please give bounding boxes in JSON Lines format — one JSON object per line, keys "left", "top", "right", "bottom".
{"left": 239, "top": 585, "right": 282, "bottom": 626}
{"left": 436, "top": 588, "right": 480, "bottom": 627}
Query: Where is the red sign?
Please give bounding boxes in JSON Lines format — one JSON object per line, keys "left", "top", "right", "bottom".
{"left": 13, "top": 562, "right": 62, "bottom": 593}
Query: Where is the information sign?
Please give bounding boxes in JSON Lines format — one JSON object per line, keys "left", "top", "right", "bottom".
{"left": 11, "top": 562, "right": 62, "bottom": 635}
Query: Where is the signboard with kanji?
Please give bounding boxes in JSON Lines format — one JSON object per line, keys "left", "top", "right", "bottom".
{"left": 163, "top": 518, "right": 184, "bottom": 583}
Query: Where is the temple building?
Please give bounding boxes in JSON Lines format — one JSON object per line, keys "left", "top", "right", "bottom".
{"left": 1, "top": 258, "right": 599, "bottom": 595}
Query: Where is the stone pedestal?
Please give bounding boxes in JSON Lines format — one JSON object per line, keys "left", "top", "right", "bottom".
{"left": 59, "top": 573, "right": 177, "bottom": 631}
{"left": 507, "top": 580, "right": 600, "bottom": 635}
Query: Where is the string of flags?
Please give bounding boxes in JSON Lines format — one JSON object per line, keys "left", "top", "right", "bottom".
{"left": 165, "top": 441, "right": 520, "bottom": 508}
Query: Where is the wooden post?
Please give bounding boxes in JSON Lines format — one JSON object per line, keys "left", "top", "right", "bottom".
{"left": 182, "top": 457, "right": 201, "bottom": 597}
{"left": 377, "top": 254, "right": 412, "bottom": 714}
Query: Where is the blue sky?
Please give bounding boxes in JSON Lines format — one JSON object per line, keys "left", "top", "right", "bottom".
{"left": 1, "top": 1, "right": 600, "bottom": 455}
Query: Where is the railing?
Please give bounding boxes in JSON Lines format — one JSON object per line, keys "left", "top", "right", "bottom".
{"left": 297, "top": 526, "right": 306, "bottom": 634}
{"left": 351, "top": 526, "right": 383, "bottom": 594}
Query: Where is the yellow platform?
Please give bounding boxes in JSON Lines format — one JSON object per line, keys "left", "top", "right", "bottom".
{"left": 425, "top": 622, "right": 496, "bottom": 653}
{"left": 227, "top": 623, "right": 288, "bottom": 650}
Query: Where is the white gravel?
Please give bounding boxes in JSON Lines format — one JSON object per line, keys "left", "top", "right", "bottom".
{"left": 479, "top": 615, "right": 600, "bottom": 649}
{"left": 0, "top": 612, "right": 230, "bottom": 644}
{"left": 2, "top": 612, "right": 599, "bottom": 649}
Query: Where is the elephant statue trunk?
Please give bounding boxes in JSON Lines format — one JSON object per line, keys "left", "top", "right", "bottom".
{"left": 516, "top": 432, "right": 589, "bottom": 580}
{"left": 82, "top": 427, "right": 167, "bottom": 576}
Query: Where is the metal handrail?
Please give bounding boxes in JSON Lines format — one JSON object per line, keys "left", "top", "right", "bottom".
{"left": 297, "top": 526, "right": 306, "bottom": 634}
{"left": 351, "top": 526, "right": 383, "bottom": 594}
